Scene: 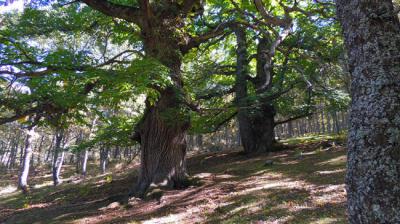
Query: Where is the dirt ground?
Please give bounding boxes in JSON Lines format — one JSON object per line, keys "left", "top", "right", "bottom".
{"left": 0, "top": 134, "right": 347, "bottom": 224}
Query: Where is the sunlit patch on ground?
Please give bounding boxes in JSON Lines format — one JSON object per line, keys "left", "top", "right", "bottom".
{"left": 0, "top": 185, "right": 17, "bottom": 195}
{"left": 0, "top": 135, "right": 347, "bottom": 224}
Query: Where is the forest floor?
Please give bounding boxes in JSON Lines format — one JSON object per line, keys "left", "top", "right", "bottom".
{"left": 0, "top": 133, "right": 347, "bottom": 224}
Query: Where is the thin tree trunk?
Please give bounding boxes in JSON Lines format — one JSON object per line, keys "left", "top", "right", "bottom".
{"left": 337, "top": 0, "right": 400, "bottom": 222}
{"left": 326, "top": 112, "right": 331, "bottom": 133}
{"left": 288, "top": 121, "right": 293, "bottom": 137}
{"left": 36, "top": 135, "right": 44, "bottom": 166}
{"left": 45, "top": 135, "right": 55, "bottom": 163}
{"left": 320, "top": 110, "right": 325, "bottom": 133}
{"left": 52, "top": 128, "right": 64, "bottom": 186}
{"left": 100, "top": 147, "right": 108, "bottom": 174}
{"left": 19, "top": 135, "right": 27, "bottom": 168}
{"left": 82, "top": 150, "right": 88, "bottom": 177}
{"left": 18, "top": 126, "right": 36, "bottom": 194}
{"left": 332, "top": 111, "right": 340, "bottom": 134}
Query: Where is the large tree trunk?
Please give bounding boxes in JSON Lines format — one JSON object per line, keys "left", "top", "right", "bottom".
{"left": 234, "top": 25, "right": 254, "bottom": 154}
{"left": 235, "top": 27, "right": 277, "bottom": 154}
{"left": 133, "top": 20, "right": 190, "bottom": 195}
{"left": 135, "top": 87, "right": 189, "bottom": 195}
{"left": 18, "top": 127, "right": 35, "bottom": 194}
{"left": 336, "top": 0, "right": 400, "bottom": 223}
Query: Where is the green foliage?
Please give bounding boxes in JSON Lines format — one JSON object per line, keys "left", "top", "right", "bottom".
{"left": 0, "top": 0, "right": 349, "bottom": 143}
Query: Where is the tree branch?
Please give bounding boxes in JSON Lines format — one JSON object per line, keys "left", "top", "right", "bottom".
{"left": 80, "top": 0, "right": 141, "bottom": 24}
{"left": 253, "top": 0, "right": 291, "bottom": 26}
{"left": 274, "top": 112, "right": 312, "bottom": 126}
{"left": 197, "top": 87, "right": 235, "bottom": 100}
{"left": 181, "top": 21, "right": 235, "bottom": 53}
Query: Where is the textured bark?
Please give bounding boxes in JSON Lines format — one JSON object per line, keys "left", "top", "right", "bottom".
{"left": 234, "top": 26, "right": 253, "bottom": 153}
{"left": 135, "top": 87, "right": 189, "bottom": 195}
{"left": 18, "top": 127, "right": 35, "bottom": 193}
{"left": 81, "top": 1, "right": 214, "bottom": 195}
{"left": 336, "top": 0, "right": 400, "bottom": 223}
{"left": 234, "top": 27, "right": 276, "bottom": 154}
{"left": 131, "top": 11, "right": 191, "bottom": 195}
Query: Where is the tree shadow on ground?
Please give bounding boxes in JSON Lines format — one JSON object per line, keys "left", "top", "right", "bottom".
{"left": 0, "top": 139, "right": 347, "bottom": 224}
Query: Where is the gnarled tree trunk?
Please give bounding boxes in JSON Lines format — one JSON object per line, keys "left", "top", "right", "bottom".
{"left": 133, "top": 21, "right": 190, "bottom": 195}
{"left": 235, "top": 27, "right": 276, "bottom": 154}
{"left": 135, "top": 87, "right": 189, "bottom": 195}
{"left": 80, "top": 0, "right": 219, "bottom": 195}
{"left": 336, "top": 0, "right": 400, "bottom": 223}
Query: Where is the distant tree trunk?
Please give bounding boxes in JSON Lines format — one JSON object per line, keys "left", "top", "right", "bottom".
{"left": 82, "top": 150, "right": 89, "bottom": 176}
{"left": 332, "top": 111, "right": 340, "bottom": 134}
{"left": 315, "top": 114, "right": 321, "bottom": 134}
{"left": 52, "top": 128, "right": 64, "bottom": 186}
{"left": 99, "top": 147, "right": 108, "bottom": 174}
{"left": 320, "top": 110, "right": 326, "bottom": 133}
{"left": 7, "top": 132, "right": 21, "bottom": 169}
{"left": 337, "top": 0, "right": 400, "bottom": 223}
{"left": 113, "top": 146, "right": 120, "bottom": 160}
{"left": 196, "top": 135, "right": 203, "bottom": 150}
{"left": 18, "top": 126, "right": 36, "bottom": 193}
{"left": 288, "top": 121, "right": 293, "bottom": 137}
{"left": 36, "top": 135, "right": 44, "bottom": 166}
{"left": 326, "top": 112, "right": 332, "bottom": 133}
{"left": 45, "top": 135, "right": 55, "bottom": 163}
{"left": 19, "top": 135, "right": 27, "bottom": 168}
{"left": 234, "top": 26, "right": 276, "bottom": 154}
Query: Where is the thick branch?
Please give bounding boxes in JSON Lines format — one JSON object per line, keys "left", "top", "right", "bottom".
{"left": 207, "top": 111, "right": 238, "bottom": 133}
{"left": 180, "top": 0, "right": 201, "bottom": 15}
{"left": 181, "top": 21, "right": 235, "bottom": 53}
{"left": 253, "top": 0, "right": 291, "bottom": 26}
{"left": 80, "top": 0, "right": 141, "bottom": 24}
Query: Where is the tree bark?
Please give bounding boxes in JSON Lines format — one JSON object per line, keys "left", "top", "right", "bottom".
{"left": 35, "top": 135, "right": 44, "bottom": 166}
{"left": 52, "top": 128, "right": 64, "bottom": 186}
{"left": 135, "top": 87, "right": 189, "bottom": 195}
{"left": 130, "top": 12, "right": 193, "bottom": 195}
{"left": 81, "top": 1, "right": 215, "bottom": 195}
{"left": 100, "top": 147, "right": 108, "bottom": 174}
{"left": 82, "top": 149, "right": 89, "bottom": 177}
{"left": 336, "top": 0, "right": 400, "bottom": 223}
{"left": 18, "top": 126, "right": 35, "bottom": 194}
{"left": 234, "top": 27, "right": 276, "bottom": 154}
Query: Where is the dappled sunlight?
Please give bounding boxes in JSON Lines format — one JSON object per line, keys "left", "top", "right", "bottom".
{"left": 309, "top": 217, "right": 342, "bottom": 224}
{"left": 32, "top": 180, "right": 53, "bottom": 189}
{"left": 0, "top": 136, "right": 348, "bottom": 224}
{"left": 317, "top": 155, "right": 346, "bottom": 166}
{"left": 0, "top": 185, "right": 17, "bottom": 195}
{"left": 316, "top": 169, "right": 345, "bottom": 175}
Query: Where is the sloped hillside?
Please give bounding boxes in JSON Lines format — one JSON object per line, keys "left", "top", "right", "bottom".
{"left": 0, "top": 134, "right": 347, "bottom": 224}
